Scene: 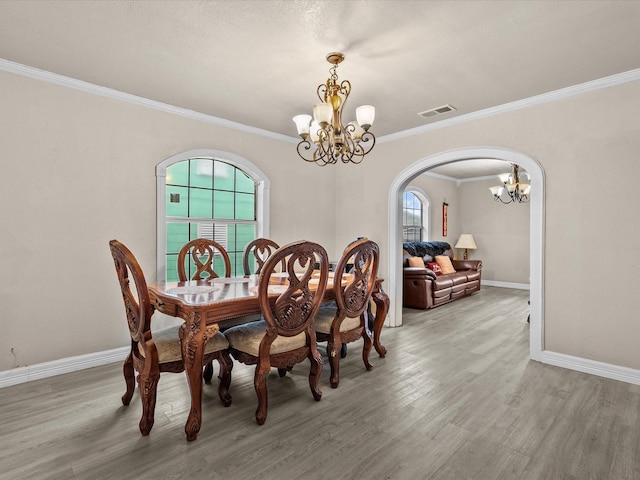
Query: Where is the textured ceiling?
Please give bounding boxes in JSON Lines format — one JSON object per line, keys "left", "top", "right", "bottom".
{"left": 1, "top": 1, "right": 640, "bottom": 177}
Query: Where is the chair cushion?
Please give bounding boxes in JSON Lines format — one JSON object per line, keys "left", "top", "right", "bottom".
{"left": 224, "top": 320, "right": 306, "bottom": 357}
{"left": 314, "top": 304, "right": 361, "bottom": 334}
{"left": 139, "top": 325, "right": 229, "bottom": 364}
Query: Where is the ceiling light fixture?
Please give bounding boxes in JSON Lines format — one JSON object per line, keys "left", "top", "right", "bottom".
{"left": 489, "top": 163, "right": 531, "bottom": 204}
{"left": 293, "top": 52, "right": 375, "bottom": 166}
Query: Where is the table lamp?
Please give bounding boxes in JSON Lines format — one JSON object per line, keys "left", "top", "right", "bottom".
{"left": 455, "top": 234, "right": 477, "bottom": 260}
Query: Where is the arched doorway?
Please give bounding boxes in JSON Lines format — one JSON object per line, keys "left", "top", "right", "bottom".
{"left": 387, "top": 147, "right": 545, "bottom": 360}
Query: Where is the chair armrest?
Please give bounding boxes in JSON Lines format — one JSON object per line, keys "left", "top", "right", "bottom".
{"left": 452, "top": 259, "right": 482, "bottom": 271}
{"left": 404, "top": 267, "right": 437, "bottom": 280}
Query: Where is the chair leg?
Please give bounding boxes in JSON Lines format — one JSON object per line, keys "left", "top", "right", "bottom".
{"left": 121, "top": 352, "right": 135, "bottom": 406}
{"left": 327, "top": 339, "right": 341, "bottom": 389}
{"left": 216, "top": 352, "right": 233, "bottom": 407}
{"left": 203, "top": 360, "right": 214, "bottom": 384}
{"left": 277, "top": 368, "right": 288, "bottom": 377}
{"left": 308, "top": 344, "right": 323, "bottom": 400}
{"left": 362, "top": 330, "right": 374, "bottom": 372}
{"left": 137, "top": 371, "right": 159, "bottom": 436}
{"left": 254, "top": 360, "right": 270, "bottom": 425}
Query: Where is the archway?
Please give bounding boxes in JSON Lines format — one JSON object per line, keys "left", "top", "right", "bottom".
{"left": 387, "top": 147, "right": 545, "bottom": 360}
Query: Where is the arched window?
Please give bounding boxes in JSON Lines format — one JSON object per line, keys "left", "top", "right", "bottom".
{"left": 156, "top": 149, "right": 270, "bottom": 281}
{"left": 402, "top": 189, "right": 430, "bottom": 242}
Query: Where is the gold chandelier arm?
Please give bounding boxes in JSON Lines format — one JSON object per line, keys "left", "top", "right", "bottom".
{"left": 492, "top": 191, "right": 530, "bottom": 204}
{"left": 317, "top": 83, "right": 327, "bottom": 103}
{"left": 358, "top": 131, "right": 376, "bottom": 155}
{"left": 339, "top": 80, "right": 351, "bottom": 97}
{"left": 296, "top": 140, "right": 320, "bottom": 163}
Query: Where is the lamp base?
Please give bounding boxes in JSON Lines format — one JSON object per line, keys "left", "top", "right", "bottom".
{"left": 463, "top": 249, "right": 469, "bottom": 260}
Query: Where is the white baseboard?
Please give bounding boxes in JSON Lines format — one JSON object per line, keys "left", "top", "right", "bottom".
{"left": 539, "top": 350, "right": 640, "bottom": 385}
{"left": 0, "top": 346, "right": 129, "bottom": 388}
{"left": 3, "top": 343, "right": 639, "bottom": 389}
{"left": 482, "top": 280, "right": 530, "bottom": 290}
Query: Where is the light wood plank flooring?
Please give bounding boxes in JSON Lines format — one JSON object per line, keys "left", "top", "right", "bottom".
{"left": 1, "top": 286, "right": 639, "bottom": 479}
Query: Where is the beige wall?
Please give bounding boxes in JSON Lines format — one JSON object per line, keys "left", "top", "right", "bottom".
{"left": 334, "top": 79, "right": 640, "bottom": 370}
{"left": 458, "top": 177, "right": 530, "bottom": 284}
{"left": 2, "top": 69, "right": 640, "bottom": 374}
{"left": 0, "top": 71, "right": 338, "bottom": 370}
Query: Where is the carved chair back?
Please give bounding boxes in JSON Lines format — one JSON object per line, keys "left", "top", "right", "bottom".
{"left": 333, "top": 238, "right": 379, "bottom": 319}
{"left": 258, "top": 240, "right": 329, "bottom": 345}
{"left": 109, "top": 239, "right": 153, "bottom": 348}
{"left": 243, "top": 238, "right": 284, "bottom": 275}
{"left": 177, "top": 238, "right": 231, "bottom": 281}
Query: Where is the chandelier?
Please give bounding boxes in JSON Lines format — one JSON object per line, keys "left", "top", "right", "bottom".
{"left": 292, "top": 52, "right": 376, "bottom": 166}
{"left": 489, "top": 163, "right": 531, "bottom": 204}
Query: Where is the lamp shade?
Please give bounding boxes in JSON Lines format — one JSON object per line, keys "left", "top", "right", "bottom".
{"left": 309, "top": 120, "right": 321, "bottom": 143}
{"left": 356, "top": 105, "right": 375, "bottom": 130}
{"left": 348, "top": 121, "right": 365, "bottom": 141}
{"left": 498, "top": 172, "right": 512, "bottom": 184}
{"left": 489, "top": 185, "right": 504, "bottom": 197}
{"left": 292, "top": 114, "right": 312, "bottom": 137}
{"left": 313, "top": 103, "right": 333, "bottom": 125}
{"left": 455, "top": 234, "right": 477, "bottom": 250}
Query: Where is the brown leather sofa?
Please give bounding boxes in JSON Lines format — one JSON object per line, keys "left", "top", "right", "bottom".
{"left": 402, "top": 241, "right": 482, "bottom": 309}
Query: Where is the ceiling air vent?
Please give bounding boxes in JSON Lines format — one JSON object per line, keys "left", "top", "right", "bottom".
{"left": 418, "top": 104, "right": 456, "bottom": 119}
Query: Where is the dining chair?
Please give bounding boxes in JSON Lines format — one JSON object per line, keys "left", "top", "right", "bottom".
{"left": 177, "top": 238, "right": 231, "bottom": 281}
{"left": 109, "top": 239, "right": 232, "bottom": 436}
{"left": 242, "top": 237, "right": 284, "bottom": 275}
{"left": 314, "top": 238, "right": 379, "bottom": 388}
{"left": 177, "top": 238, "right": 233, "bottom": 383}
{"left": 224, "top": 240, "right": 329, "bottom": 425}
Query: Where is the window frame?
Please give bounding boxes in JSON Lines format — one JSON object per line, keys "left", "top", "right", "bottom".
{"left": 402, "top": 188, "right": 430, "bottom": 242}
{"left": 156, "top": 149, "right": 270, "bottom": 282}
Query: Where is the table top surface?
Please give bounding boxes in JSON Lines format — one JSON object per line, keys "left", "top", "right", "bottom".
{"left": 150, "top": 271, "right": 348, "bottom": 307}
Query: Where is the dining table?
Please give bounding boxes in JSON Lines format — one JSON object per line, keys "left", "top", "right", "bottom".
{"left": 148, "top": 272, "right": 389, "bottom": 441}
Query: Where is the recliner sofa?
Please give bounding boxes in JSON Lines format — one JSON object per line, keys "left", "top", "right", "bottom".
{"left": 402, "top": 241, "right": 482, "bottom": 309}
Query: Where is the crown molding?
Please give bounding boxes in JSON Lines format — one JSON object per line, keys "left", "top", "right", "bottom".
{"left": 2, "top": 57, "right": 639, "bottom": 146}
{"left": 0, "top": 58, "right": 296, "bottom": 144}
{"left": 422, "top": 171, "right": 509, "bottom": 185}
{"left": 421, "top": 171, "right": 460, "bottom": 183}
{"left": 378, "top": 68, "right": 640, "bottom": 143}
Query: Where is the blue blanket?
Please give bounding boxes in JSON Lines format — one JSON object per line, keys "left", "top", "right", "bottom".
{"left": 403, "top": 241, "right": 451, "bottom": 258}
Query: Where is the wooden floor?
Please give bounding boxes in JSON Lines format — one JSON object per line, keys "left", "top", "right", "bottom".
{"left": 2, "top": 286, "right": 639, "bottom": 479}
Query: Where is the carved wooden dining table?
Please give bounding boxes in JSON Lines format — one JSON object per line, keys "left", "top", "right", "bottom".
{"left": 149, "top": 273, "right": 389, "bottom": 441}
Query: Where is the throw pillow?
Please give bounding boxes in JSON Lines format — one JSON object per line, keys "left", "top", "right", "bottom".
{"left": 426, "top": 262, "right": 442, "bottom": 275}
{"left": 435, "top": 255, "right": 456, "bottom": 274}
{"left": 407, "top": 256, "right": 425, "bottom": 268}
